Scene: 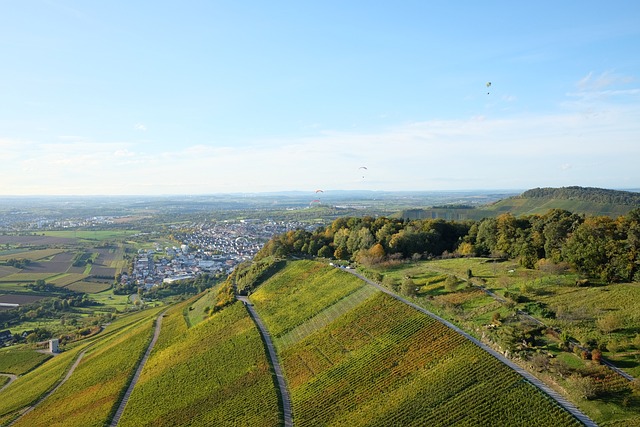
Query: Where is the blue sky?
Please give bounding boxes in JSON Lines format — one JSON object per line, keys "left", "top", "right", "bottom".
{"left": 1, "top": 1, "right": 639, "bottom": 195}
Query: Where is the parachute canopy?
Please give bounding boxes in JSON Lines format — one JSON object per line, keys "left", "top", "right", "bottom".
{"left": 486, "top": 82, "right": 491, "bottom": 88}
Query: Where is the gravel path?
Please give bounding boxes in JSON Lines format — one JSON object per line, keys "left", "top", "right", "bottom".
{"left": 0, "top": 374, "right": 17, "bottom": 393}
{"left": 343, "top": 268, "right": 598, "bottom": 427}
{"left": 109, "top": 310, "right": 166, "bottom": 427}
{"left": 238, "top": 295, "right": 293, "bottom": 427}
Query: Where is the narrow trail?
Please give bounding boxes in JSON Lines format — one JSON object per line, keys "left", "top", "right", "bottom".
{"left": 238, "top": 295, "right": 293, "bottom": 427}
{"left": 0, "top": 374, "right": 17, "bottom": 394}
{"left": 109, "top": 310, "right": 166, "bottom": 427}
{"left": 343, "top": 268, "right": 599, "bottom": 427}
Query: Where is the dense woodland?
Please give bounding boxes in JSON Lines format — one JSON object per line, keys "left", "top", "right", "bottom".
{"left": 520, "top": 186, "right": 640, "bottom": 205}
{"left": 256, "top": 208, "right": 640, "bottom": 283}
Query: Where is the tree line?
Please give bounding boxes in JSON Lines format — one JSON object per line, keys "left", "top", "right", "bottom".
{"left": 255, "top": 208, "right": 640, "bottom": 283}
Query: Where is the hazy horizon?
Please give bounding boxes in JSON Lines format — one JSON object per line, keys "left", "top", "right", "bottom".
{"left": 2, "top": 2, "right": 639, "bottom": 195}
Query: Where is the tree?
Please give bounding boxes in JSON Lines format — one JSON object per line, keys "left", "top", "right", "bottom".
{"left": 444, "top": 275, "right": 459, "bottom": 292}
{"left": 401, "top": 277, "right": 417, "bottom": 297}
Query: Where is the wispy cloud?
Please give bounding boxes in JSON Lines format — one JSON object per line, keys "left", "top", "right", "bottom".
{"left": 576, "top": 70, "right": 634, "bottom": 91}
{"left": 134, "top": 123, "right": 147, "bottom": 131}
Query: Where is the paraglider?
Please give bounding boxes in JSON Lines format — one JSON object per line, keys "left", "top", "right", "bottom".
{"left": 486, "top": 82, "right": 491, "bottom": 95}
{"left": 359, "top": 166, "right": 367, "bottom": 179}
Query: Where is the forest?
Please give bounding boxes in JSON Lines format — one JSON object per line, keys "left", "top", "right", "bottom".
{"left": 256, "top": 208, "right": 640, "bottom": 283}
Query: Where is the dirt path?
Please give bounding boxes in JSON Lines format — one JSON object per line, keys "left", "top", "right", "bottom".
{"left": 9, "top": 349, "right": 87, "bottom": 425}
{"left": 109, "top": 310, "right": 166, "bottom": 427}
{"left": 238, "top": 295, "right": 293, "bottom": 427}
{"left": 344, "top": 268, "right": 598, "bottom": 427}
{"left": 0, "top": 374, "right": 17, "bottom": 394}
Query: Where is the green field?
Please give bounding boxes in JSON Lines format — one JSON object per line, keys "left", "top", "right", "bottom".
{"left": 48, "top": 273, "right": 88, "bottom": 287}
{"left": 64, "top": 280, "right": 112, "bottom": 294}
{"left": 118, "top": 298, "right": 280, "bottom": 427}
{"left": 0, "top": 273, "right": 58, "bottom": 283}
{"left": 42, "top": 230, "right": 140, "bottom": 241}
{"left": 249, "top": 260, "right": 583, "bottom": 426}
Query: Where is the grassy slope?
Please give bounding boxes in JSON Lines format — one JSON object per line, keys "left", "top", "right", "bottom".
{"left": 250, "top": 260, "right": 582, "bottom": 427}
{"left": 118, "top": 297, "right": 280, "bottom": 427}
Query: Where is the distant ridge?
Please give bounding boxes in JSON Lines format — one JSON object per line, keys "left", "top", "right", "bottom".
{"left": 519, "top": 186, "right": 640, "bottom": 206}
{"left": 397, "top": 186, "right": 640, "bottom": 220}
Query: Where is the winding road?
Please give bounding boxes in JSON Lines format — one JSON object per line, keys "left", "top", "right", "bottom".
{"left": 343, "top": 268, "right": 599, "bottom": 427}
{"left": 238, "top": 295, "right": 293, "bottom": 427}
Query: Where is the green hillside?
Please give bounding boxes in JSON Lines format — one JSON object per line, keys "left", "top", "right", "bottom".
{"left": 249, "top": 260, "right": 583, "bottom": 426}
{"left": 118, "top": 298, "right": 280, "bottom": 427}
{"left": 399, "top": 186, "right": 640, "bottom": 220}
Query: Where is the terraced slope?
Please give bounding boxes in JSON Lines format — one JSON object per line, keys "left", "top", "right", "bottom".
{"left": 250, "top": 260, "right": 584, "bottom": 427}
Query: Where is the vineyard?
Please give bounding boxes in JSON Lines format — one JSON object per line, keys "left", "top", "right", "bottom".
{"left": 10, "top": 307, "right": 163, "bottom": 427}
{"left": 0, "top": 348, "right": 51, "bottom": 376}
{"left": 0, "top": 307, "right": 161, "bottom": 426}
{"left": 0, "top": 344, "right": 87, "bottom": 425}
{"left": 249, "top": 261, "right": 584, "bottom": 426}
{"left": 117, "top": 299, "right": 280, "bottom": 427}
{"left": 249, "top": 260, "right": 367, "bottom": 339}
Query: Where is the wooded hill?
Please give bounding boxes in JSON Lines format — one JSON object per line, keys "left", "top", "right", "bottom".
{"left": 398, "top": 186, "right": 640, "bottom": 220}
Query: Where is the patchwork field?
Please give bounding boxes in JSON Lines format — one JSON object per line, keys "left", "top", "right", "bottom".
{"left": 250, "top": 260, "right": 584, "bottom": 427}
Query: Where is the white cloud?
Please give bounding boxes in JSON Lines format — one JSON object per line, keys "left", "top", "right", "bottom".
{"left": 1, "top": 93, "right": 639, "bottom": 195}
{"left": 134, "top": 123, "right": 147, "bottom": 131}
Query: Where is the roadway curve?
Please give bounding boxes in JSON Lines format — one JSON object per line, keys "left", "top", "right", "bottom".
{"left": 343, "top": 268, "right": 598, "bottom": 427}
{"left": 238, "top": 295, "right": 293, "bottom": 427}
{"left": 110, "top": 310, "right": 166, "bottom": 426}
